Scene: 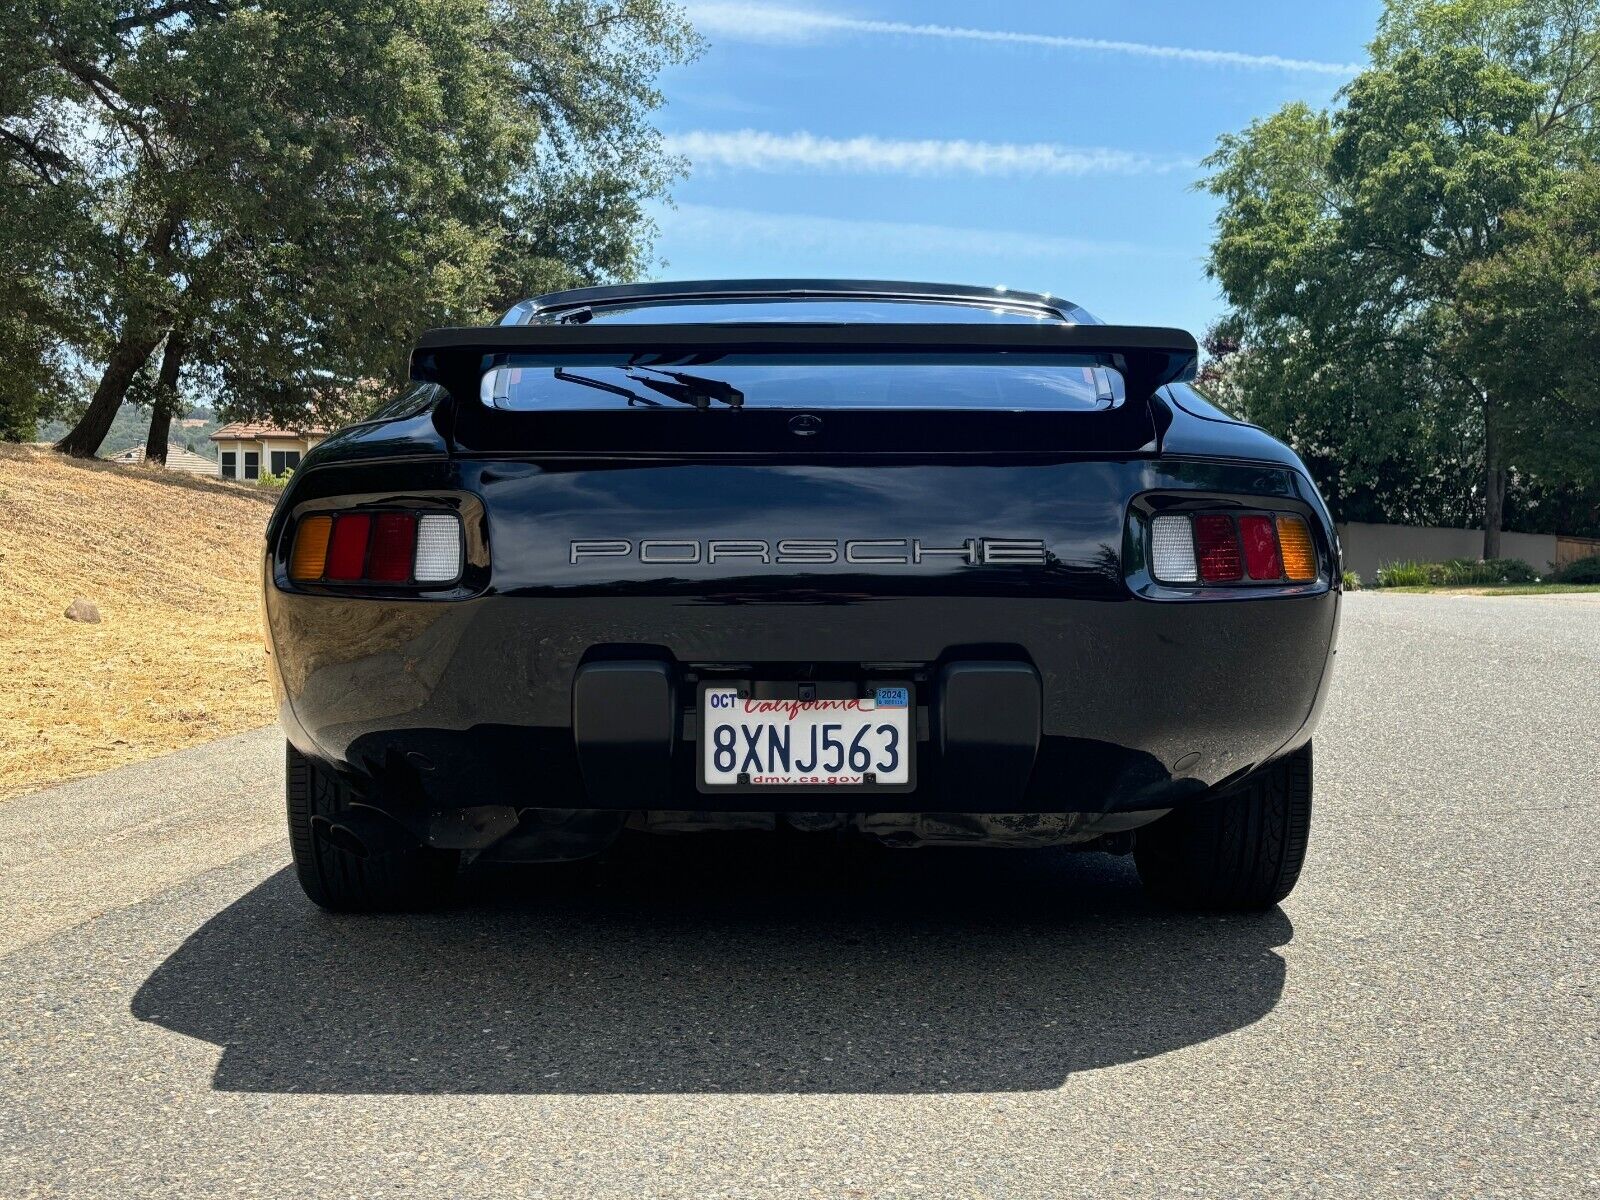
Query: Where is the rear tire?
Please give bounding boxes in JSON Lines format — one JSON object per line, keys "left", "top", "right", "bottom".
{"left": 286, "top": 743, "right": 458, "bottom": 912}
{"left": 1135, "top": 743, "right": 1312, "bottom": 911}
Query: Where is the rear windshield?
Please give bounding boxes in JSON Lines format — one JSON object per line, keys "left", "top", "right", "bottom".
{"left": 539, "top": 298, "right": 1070, "bottom": 325}
{"left": 481, "top": 357, "right": 1126, "bottom": 412}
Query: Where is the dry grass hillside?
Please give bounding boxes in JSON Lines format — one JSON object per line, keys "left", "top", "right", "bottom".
{"left": 0, "top": 443, "right": 278, "bottom": 799}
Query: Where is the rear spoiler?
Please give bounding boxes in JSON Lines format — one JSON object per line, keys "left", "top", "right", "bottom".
{"left": 411, "top": 322, "right": 1198, "bottom": 400}
{"left": 409, "top": 321, "right": 1198, "bottom": 456}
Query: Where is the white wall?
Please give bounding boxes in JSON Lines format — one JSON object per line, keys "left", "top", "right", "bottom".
{"left": 1337, "top": 522, "right": 1559, "bottom": 579}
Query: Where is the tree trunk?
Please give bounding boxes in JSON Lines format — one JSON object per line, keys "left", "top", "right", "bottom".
{"left": 143, "top": 404, "right": 172, "bottom": 465}
{"left": 1482, "top": 411, "right": 1504, "bottom": 560}
{"left": 143, "top": 325, "right": 190, "bottom": 466}
{"left": 55, "top": 209, "right": 182, "bottom": 459}
{"left": 54, "top": 325, "right": 165, "bottom": 458}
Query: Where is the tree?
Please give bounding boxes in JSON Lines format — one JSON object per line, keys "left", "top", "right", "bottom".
{"left": 1458, "top": 164, "right": 1600, "bottom": 491}
{"left": 15, "top": 0, "right": 698, "bottom": 455}
{"left": 1201, "top": 0, "right": 1600, "bottom": 555}
{"left": 0, "top": 0, "right": 105, "bottom": 441}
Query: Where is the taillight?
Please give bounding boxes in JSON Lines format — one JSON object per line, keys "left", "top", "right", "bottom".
{"left": 288, "top": 516, "right": 333, "bottom": 581}
{"left": 367, "top": 513, "right": 416, "bottom": 582}
{"left": 1238, "top": 515, "right": 1283, "bottom": 580}
{"left": 325, "top": 514, "right": 372, "bottom": 581}
{"left": 1193, "top": 515, "right": 1242, "bottom": 583}
{"left": 1149, "top": 514, "right": 1198, "bottom": 583}
{"left": 414, "top": 513, "right": 464, "bottom": 582}
{"left": 288, "top": 510, "right": 463, "bottom": 586}
{"left": 1276, "top": 515, "right": 1317, "bottom": 582}
{"left": 1145, "top": 510, "right": 1318, "bottom": 588}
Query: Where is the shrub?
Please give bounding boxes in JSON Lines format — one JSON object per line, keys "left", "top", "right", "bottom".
{"left": 256, "top": 469, "right": 293, "bottom": 491}
{"left": 1341, "top": 569, "right": 1361, "bottom": 591}
{"left": 1374, "top": 561, "right": 1437, "bottom": 587}
{"left": 1373, "top": 557, "right": 1538, "bottom": 588}
{"left": 1556, "top": 554, "right": 1600, "bottom": 584}
{"left": 1465, "top": 560, "right": 1536, "bottom": 588}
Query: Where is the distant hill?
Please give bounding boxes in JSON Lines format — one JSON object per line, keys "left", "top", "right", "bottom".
{"left": 36, "top": 405, "right": 221, "bottom": 460}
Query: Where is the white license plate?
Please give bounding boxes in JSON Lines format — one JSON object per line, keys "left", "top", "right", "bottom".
{"left": 700, "top": 686, "right": 912, "bottom": 787}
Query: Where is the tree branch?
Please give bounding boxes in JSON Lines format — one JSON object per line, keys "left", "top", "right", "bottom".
{"left": 0, "top": 126, "right": 72, "bottom": 182}
{"left": 111, "top": 0, "right": 233, "bottom": 35}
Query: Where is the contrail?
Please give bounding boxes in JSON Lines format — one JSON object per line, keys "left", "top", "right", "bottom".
{"left": 662, "top": 130, "right": 1194, "bottom": 176}
{"left": 684, "top": 3, "right": 1363, "bottom": 76}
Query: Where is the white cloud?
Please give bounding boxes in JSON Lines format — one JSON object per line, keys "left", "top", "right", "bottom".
{"left": 656, "top": 203, "right": 1188, "bottom": 262}
{"left": 684, "top": 2, "right": 1363, "bottom": 75}
{"left": 662, "top": 130, "right": 1192, "bottom": 176}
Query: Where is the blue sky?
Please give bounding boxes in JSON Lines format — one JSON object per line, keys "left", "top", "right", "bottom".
{"left": 648, "top": 0, "right": 1383, "bottom": 335}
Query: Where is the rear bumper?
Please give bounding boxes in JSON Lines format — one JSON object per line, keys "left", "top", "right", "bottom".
{"left": 266, "top": 585, "right": 1339, "bottom": 818}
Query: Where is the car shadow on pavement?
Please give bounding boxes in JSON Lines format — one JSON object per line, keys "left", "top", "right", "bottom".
{"left": 132, "top": 833, "right": 1292, "bottom": 1094}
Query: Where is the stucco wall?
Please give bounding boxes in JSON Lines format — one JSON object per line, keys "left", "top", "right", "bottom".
{"left": 1336, "top": 522, "right": 1559, "bottom": 580}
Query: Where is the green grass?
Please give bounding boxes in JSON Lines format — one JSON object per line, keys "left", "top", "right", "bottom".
{"left": 1376, "top": 582, "right": 1600, "bottom": 596}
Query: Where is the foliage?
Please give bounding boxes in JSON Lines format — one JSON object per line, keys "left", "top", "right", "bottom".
{"left": 8, "top": 0, "right": 701, "bottom": 453}
{"left": 0, "top": 0, "right": 102, "bottom": 442}
{"left": 37, "top": 403, "right": 218, "bottom": 457}
{"left": 1555, "top": 554, "right": 1600, "bottom": 582}
{"left": 1200, "top": 0, "right": 1600, "bottom": 552}
{"left": 255, "top": 469, "right": 292, "bottom": 491}
{"left": 1341, "top": 570, "right": 1362, "bottom": 591}
{"left": 1373, "top": 556, "right": 1540, "bottom": 586}
{"left": 1457, "top": 164, "right": 1600, "bottom": 490}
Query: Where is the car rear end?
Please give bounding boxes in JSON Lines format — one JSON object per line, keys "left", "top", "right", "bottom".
{"left": 264, "top": 286, "right": 1339, "bottom": 910}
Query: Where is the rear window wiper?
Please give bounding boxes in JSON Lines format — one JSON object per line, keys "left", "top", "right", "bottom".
{"left": 628, "top": 367, "right": 745, "bottom": 410}
{"left": 549, "top": 366, "right": 745, "bottom": 410}
{"left": 552, "top": 367, "right": 664, "bottom": 407}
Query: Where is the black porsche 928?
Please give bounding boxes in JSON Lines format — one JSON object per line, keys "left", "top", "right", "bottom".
{"left": 264, "top": 280, "right": 1339, "bottom": 912}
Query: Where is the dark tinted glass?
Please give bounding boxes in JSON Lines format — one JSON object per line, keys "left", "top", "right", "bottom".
{"left": 482, "top": 358, "right": 1125, "bottom": 412}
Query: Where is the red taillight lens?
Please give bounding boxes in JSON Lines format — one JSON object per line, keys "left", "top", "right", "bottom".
{"left": 1193, "top": 515, "right": 1242, "bottom": 582}
{"left": 1238, "top": 515, "right": 1284, "bottom": 580}
{"left": 325, "top": 514, "right": 372, "bottom": 580}
{"left": 367, "top": 512, "right": 416, "bottom": 582}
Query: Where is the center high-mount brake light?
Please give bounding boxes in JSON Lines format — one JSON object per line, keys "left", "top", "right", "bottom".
{"left": 289, "top": 510, "right": 463, "bottom": 586}
{"left": 1146, "top": 510, "right": 1319, "bottom": 587}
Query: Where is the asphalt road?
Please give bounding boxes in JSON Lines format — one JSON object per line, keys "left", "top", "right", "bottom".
{"left": 2, "top": 593, "right": 1596, "bottom": 1199}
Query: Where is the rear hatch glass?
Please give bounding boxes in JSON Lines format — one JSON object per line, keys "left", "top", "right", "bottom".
{"left": 481, "top": 358, "right": 1126, "bottom": 413}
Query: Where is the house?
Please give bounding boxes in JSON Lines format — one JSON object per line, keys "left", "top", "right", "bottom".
{"left": 105, "top": 443, "right": 221, "bottom": 477}
{"left": 210, "top": 423, "right": 328, "bottom": 481}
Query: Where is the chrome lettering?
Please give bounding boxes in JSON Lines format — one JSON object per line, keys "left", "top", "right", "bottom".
{"left": 570, "top": 539, "right": 631, "bottom": 564}
{"left": 844, "top": 539, "right": 909, "bottom": 565}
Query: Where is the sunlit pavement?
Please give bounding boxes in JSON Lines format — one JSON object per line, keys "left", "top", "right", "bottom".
{"left": 2, "top": 593, "right": 1596, "bottom": 1198}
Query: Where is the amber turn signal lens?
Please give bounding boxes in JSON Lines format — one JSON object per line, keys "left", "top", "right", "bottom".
{"left": 1276, "top": 515, "right": 1317, "bottom": 582}
{"left": 289, "top": 515, "right": 333, "bottom": 581}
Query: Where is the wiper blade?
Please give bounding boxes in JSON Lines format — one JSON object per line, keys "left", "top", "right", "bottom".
{"left": 552, "top": 367, "right": 664, "bottom": 407}
{"left": 548, "top": 365, "right": 744, "bottom": 411}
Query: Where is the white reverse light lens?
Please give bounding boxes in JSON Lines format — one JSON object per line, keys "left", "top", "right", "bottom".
{"left": 1150, "top": 515, "right": 1198, "bottom": 583}
{"left": 413, "top": 513, "right": 463, "bottom": 583}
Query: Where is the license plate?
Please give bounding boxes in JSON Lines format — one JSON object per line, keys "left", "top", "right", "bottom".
{"left": 700, "top": 686, "right": 913, "bottom": 788}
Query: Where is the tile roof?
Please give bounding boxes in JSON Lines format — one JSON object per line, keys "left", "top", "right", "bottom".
{"left": 104, "top": 444, "right": 221, "bottom": 475}
{"left": 211, "top": 423, "right": 329, "bottom": 440}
